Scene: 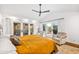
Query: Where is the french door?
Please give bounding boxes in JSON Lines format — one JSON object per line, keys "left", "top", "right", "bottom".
{"left": 13, "top": 23, "right": 34, "bottom": 36}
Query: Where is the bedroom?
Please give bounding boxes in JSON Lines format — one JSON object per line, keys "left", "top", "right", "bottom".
{"left": 0, "top": 4, "right": 79, "bottom": 54}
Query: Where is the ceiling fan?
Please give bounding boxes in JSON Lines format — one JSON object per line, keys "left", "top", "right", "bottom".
{"left": 32, "top": 4, "right": 50, "bottom": 16}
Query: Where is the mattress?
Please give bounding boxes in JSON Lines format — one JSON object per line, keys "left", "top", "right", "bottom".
{"left": 16, "top": 35, "right": 57, "bottom": 54}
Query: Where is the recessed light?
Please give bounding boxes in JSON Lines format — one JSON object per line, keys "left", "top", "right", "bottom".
{"left": 47, "top": 23, "right": 51, "bottom": 27}
{"left": 22, "top": 19, "right": 29, "bottom": 22}
{"left": 32, "top": 20, "right": 36, "bottom": 23}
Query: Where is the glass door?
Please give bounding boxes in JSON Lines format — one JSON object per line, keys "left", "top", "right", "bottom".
{"left": 13, "top": 23, "right": 34, "bottom": 36}
{"left": 30, "top": 24, "right": 34, "bottom": 35}
{"left": 46, "top": 23, "right": 53, "bottom": 34}
{"left": 43, "top": 24, "right": 46, "bottom": 32}
{"left": 23, "top": 23, "right": 28, "bottom": 35}
{"left": 53, "top": 25, "right": 58, "bottom": 35}
{"left": 14, "top": 23, "right": 21, "bottom": 36}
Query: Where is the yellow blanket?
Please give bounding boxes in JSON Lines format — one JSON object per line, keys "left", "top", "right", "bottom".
{"left": 16, "top": 35, "right": 57, "bottom": 54}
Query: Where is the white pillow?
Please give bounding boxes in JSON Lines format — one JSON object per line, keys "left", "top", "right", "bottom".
{"left": 0, "top": 36, "right": 16, "bottom": 54}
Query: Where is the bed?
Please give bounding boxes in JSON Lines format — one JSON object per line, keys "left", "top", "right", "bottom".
{"left": 15, "top": 35, "right": 57, "bottom": 54}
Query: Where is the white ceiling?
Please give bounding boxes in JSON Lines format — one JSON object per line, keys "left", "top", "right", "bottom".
{"left": 0, "top": 4, "right": 79, "bottom": 20}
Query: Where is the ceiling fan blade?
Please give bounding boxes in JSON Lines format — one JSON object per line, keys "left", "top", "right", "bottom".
{"left": 41, "top": 10, "right": 50, "bottom": 13}
{"left": 32, "top": 9, "right": 39, "bottom": 13}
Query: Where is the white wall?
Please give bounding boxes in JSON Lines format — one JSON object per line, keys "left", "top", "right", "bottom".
{"left": 0, "top": 14, "right": 2, "bottom": 24}
{"left": 41, "top": 12, "right": 79, "bottom": 41}
{"left": 0, "top": 14, "right": 3, "bottom": 36}
{"left": 62, "top": 12, "right": 79, "bottom": 41}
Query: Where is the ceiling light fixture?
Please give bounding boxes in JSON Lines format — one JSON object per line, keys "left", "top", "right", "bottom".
{"left": 32, "top": 4, "right": 50, "bottom": 16}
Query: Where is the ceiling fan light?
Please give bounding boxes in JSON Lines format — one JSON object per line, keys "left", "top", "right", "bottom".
{"left": 47, "top": 23, "right": 51, "bottom": 27}
{"left": 32, "top": 4, "right": 50, "bottom": 16}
